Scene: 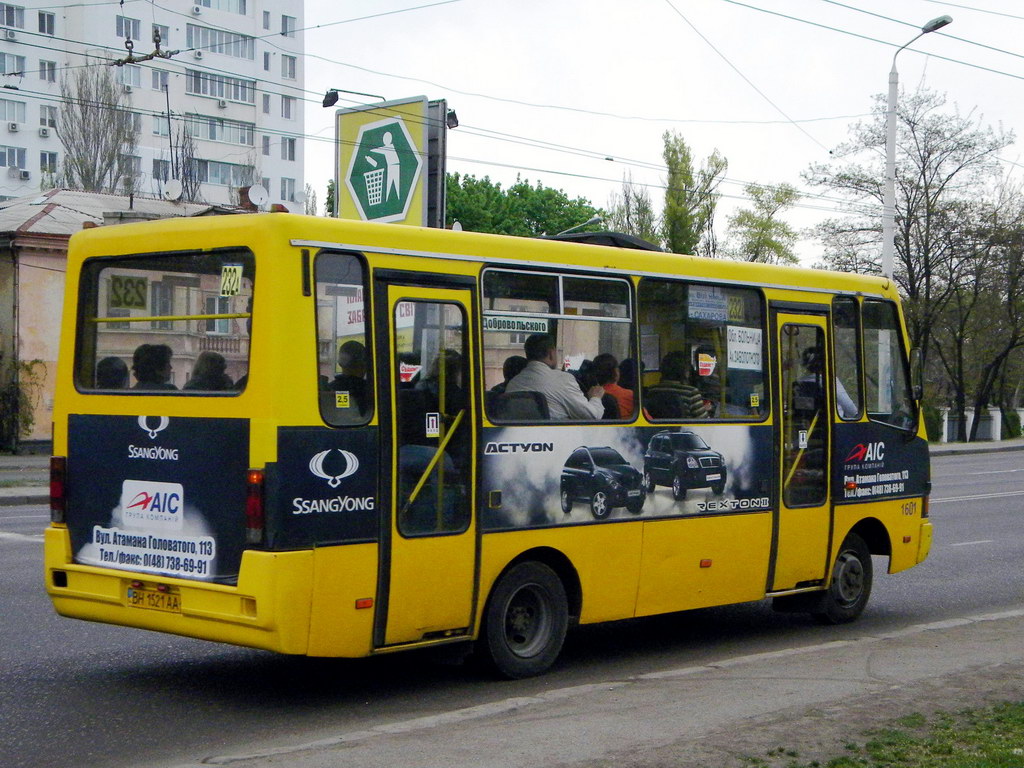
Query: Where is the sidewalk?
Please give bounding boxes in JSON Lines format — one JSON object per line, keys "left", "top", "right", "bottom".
{"left": 3, "top": 437, "right": 1024, "bottom": 507}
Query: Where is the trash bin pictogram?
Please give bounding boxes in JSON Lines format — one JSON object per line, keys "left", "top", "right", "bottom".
{"left": 363, "top": 168, "right": 385, "bottom": 206}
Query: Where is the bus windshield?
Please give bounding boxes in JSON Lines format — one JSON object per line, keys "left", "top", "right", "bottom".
{"left": 75, "top": 249, "right": 254, "bottom": 393}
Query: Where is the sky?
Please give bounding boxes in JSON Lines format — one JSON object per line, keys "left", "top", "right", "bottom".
{"left": 299, "top": 0, "right": 1024, "bottom": 260}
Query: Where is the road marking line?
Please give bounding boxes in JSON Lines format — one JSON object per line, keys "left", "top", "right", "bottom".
{"left": 1, "top": 514, "right": 48, "bottom": 520}
{"left": 969, "top": 469, "right": 1023, "bottom": 475}
{"left": 0, "top": 531, "right": 43, "bottom": 542}
{"left": 193, "top": 607, "right": 1024, "bottom": 767}
{"left": 950, "top": 540, "right": 995, "bottom": 547}
{"left": 931, "top": 490, "right": 1024, "bottom": 503}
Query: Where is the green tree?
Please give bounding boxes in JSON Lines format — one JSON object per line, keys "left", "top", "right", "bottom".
{"left": 445, "top": 174, "right": 601, "bottom": 236}
{"left": 325, "top": 179, "right": 336, "bottom": 216}
{"left": 726, "top": 183, "right": 799, "bottom": 264}
{"left": 661, "top": 131, "right": 727, "bottom": 257}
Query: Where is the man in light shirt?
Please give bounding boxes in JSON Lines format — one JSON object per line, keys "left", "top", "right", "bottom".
{"left": 506, "top": 334, "right": 604, "bottom": 420}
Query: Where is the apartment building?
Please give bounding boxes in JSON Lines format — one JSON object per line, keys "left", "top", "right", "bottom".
{"left": 0, "top": 0, "right": 304, "bottom": 206}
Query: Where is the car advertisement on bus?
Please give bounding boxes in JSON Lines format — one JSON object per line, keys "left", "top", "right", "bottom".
{"left": 480, "top": 424, "right": 774, "bottom": 531}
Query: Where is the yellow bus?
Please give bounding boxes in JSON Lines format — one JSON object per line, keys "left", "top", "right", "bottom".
{"left": 44, "top": 213, "right": 931, "bottom": 678}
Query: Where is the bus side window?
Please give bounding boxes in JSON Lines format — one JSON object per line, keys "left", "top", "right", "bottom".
{"left": 862, "top": 300, "right": 916, "bottom": 432}
{"left": 315, "top": 251, "right": 373, "bottom": 427}
{"left": 832, "top": 296, "right": 862, "bottom": 420}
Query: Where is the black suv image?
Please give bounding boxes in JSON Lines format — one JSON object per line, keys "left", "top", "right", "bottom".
{"left": 642, "top": 430, "right": 726, "bottom": 500}
{"left": 560, "top": 446, "right": 645, "bottom": 519}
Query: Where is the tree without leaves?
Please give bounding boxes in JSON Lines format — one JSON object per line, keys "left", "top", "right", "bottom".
{"left": 606, "top": 172, "right": 660, "bottom": 246}
{"left": 726, "top": 182, "right": 799, "bottom": 264}
{"left": 304, "top": 184, "right": 318, "bottom": 216}
{"left": 661, "top": 131, "right": 727, "bottom": 257}
{"left": 57, "top": 63, "right": 140, "bottom": 194}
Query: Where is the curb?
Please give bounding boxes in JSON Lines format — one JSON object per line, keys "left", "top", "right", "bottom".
{"left": 0, "top": 490, "right": 48, "bottom": 507}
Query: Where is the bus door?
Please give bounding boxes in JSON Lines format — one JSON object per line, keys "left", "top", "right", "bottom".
{"left": 376, "top": 282, "right": 477, "bottom": 647}
{"left": 770, "top": 312, "right": 832, "bottom": 591}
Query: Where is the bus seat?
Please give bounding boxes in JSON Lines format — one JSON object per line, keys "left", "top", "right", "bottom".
{"left": 643, "top": 388, "right": 688, "bottom": 419}
{"left": 488, "top": 390, "right": 550, "bottom": 421}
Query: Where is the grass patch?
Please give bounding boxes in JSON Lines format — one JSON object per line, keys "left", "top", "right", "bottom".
{"left": 742, "top": 701, "right": 1024, "bottom": 768}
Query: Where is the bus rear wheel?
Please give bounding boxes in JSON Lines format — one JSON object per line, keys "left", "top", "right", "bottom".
{"left": 482, "top": 561, "right": 568, "bottom": 679}
{"left": 813, "top": 533, "right": 872, "bottom": 625}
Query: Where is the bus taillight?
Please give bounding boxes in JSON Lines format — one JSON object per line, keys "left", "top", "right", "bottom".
{"left": 50, "top": 455, "right": 66, "bottom": 523}
{"left": 921, "top": 496, "right": 929, "bottom": 518}
{"left": 245, "top": 469, "right": 265, "bottom": 544}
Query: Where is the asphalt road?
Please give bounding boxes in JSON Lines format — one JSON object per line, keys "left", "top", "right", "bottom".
{"left": 1, "top": 450, "right": 1022, "bottom": 768}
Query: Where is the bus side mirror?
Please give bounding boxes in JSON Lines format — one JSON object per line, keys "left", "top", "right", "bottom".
{"left": 910, "top": 347, "right": 923, "bottom": 401}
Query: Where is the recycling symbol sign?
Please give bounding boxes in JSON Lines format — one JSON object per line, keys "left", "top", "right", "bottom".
{"left": 345, "top": 116, "right": 423, "bottom": 223}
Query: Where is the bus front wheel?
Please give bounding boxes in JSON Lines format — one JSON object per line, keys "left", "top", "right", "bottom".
{"left": 482, "top": 561, "right": 569, "bottom": 679}
{"left": 813, "top": 533, "right": 873, "bottom": 625}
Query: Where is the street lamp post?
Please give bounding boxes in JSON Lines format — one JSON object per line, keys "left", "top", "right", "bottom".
{"left": 881, "top": 14, "right": 952, "bottom": 279}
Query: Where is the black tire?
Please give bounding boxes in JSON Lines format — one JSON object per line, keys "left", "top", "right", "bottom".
{"left": 481, "top": 561, "right": 569, "bottom": 679}
{"left": 672, "top": 475, "right": 687, "bottom": 501}
{"left": 813, "top": 533, "right": 873, "bottom": 625}
{"left": 626, "top": 493, "right": 645, "bottom": 514}
{"left": 560, "top": 487, "right": 572, "bottom": 514}
{"left": 711, "top": 481, "right": 725, "bottom": 495}
{"left": 642, "top": 470, "right": 654, "bottom": 493}
{"left": 590, "top": 491, "right": 611, "bottom": 519}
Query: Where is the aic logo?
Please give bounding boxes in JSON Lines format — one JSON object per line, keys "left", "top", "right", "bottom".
{"left": 120, "top": 479, "right": 184, "bottom": 530}
{"left": 845, "top": 442, "right": 886, "bottom": 464}
{"left": 138, "top": 416, "right": 169, "bottom": 439}
{"left": 308, "top": 449, "right": 360, "bottom": 488}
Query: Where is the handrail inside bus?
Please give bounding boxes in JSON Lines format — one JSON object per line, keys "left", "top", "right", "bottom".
{"left": 89, "top": 313, "right": 251, "bottom": 324}
{"left": 402, "top": 409, "right": 466, "bottom": 511}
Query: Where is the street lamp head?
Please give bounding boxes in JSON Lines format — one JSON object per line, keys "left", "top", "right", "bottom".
{"left": 322, "top": 89, "right": 339, "bottom": 108}
{"left": 921, "top": 15, "right": 952, "bottom": 34}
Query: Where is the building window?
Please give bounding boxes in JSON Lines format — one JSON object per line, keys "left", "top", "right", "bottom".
{"left": 0, "top": 98, "right": 25, "bottom": 123}
{"left": 0, "top": 54, "right": 25, "bottom": 75}
{"left": 0, "top": 4, "right": 25, "bottom": 29}
{"left": 261, "top": 135, "right": 270, "bottom": 155}
{"left": 153, "top": 115, "right": 169, "bottom": 136}
{"left": 261, "top": 176, "right": 270, "bottom": 193}
{"left": 37, "top": 10, "right": 53, "bottom": 35}
{"left": 152, "top": 23, "right": 169, "bottom": 46}
{"left": 262, "top": 93, "right": 270, "bottom": 114}
{"left": 120, "top": 65, "right": 141, "bottom": 88}
{"left": 39, "top": 104, "right": 56, "bottom": 127}
{"left": 281, "top": 137, "right": 295, "bottom": 161}
{"left": 186, "top": 23, "right": 255, "bottom": 59}
{"left": 263, "top": 51, "right": 270, "bottom": 71}
{"left": 281, "top": 15, "right": 295, "bottom": 37}
{"left": 192, "top": 158, "right": 251, "bottom": 187}
{"left": 152, "top": 158, "right": 170, "bottom": 182}
{"left": 205, "top": 296, "right": 230, "bottom": 334}
{"left": 0, "top": 145, "right": 28, "bottom": 168}
{"left": 150, "top": 281, "right": 173, "bottom": 330}
{"left": 195, "top": 0, "right": 246, "bottom": 13}
{"left": 262, "top": 10, "right": 270, "bottom": 29}
{"left": 185, "top": 69, "right": 256, "bottom": 104}
{"left": 115, "top": 15, "right": 140, "bottom": 41}
{"left": 281, "top": 96, "right": 295, "bottom": 120}
{"left": 151, "top": 69, "right": 168, "bottom": 91}
{"left": 281, "top": 55, "right": 296, "bottom": 79}
{"left": 40, "top": 150, "right": 57, "bottom": 173}
{"left": 186, "top": 114, "right": 254, "bottom": 145}
{"left": 39, "top": 60, "right": 55, "bottom": 82}
{"left": 280, "top": 177, "right": 295, "bottom": 202}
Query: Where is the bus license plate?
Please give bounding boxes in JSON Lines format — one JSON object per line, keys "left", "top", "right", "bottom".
{"left": 127, "top": 587, "right": 181, "bottom": 613}
{"left": 706, "top": 473, "right": 721, "bottom": 481}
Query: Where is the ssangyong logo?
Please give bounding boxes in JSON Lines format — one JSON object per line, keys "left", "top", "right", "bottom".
{"left": 120, "top": 479, "right": 184, "bottom": 530}
{"left": 845, "top": 441, "right": 885, "bottom": 464}
{"left": 309, "top": 449, "right": 360, "bottom": 488}
{"left": 138, "top": 415, "right": 170, "bottom": 439}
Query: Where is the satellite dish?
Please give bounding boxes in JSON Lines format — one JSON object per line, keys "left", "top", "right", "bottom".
{"left": 248, "top": 184, "right": 269, "bottom": 207}
{"left": 162, "top": 179, "right": 183, "bottom": 201}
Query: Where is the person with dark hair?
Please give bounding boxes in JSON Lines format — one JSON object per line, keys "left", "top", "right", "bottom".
{"left": 131, "top": 343, "right": 177, "bottom": 390}
{"left": 490, "top": 355, "right": 527, "bottom": 394}
{"left": 183, "top": 351, "right": 232, "bottom": 390}
{"left": 506, "top": 333, "right": 604, "bottom": 420}
{"left": 328, "top": 339, "right": 369, "bottom": 414}
{"left": 593, "top": 352, "right": 633, "bottom": 418}
{"left": 618, "top": 357, "right": 640, "bottom": 391}
{"left": 644, "top": 350, "right": 708, "bottom": 419}
{"left": 95, "top": 356, "right": 129, "bottom": 389}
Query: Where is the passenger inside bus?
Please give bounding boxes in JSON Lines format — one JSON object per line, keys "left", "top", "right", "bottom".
{"left": 183, "top": 351, "right": 232, "bottom": 391}
{"left": 490, "top": 355, "right": 527, "bottom": 394}
{"left": 95, "top": 356, "right": 128, "bottom": 389}
{"left": 593, "top": 353, "right": 634, "bottom": 418}
{"left": 131, "top": 343, "right": 177, "bottom": 390}
{"left": 799, "top": 345, "right": 857, "bottom": 419}
{"left": 505, "top": 333, "right": 604, "bottom": 420}
{"left": 644, "top": 351, "right": 709, "bottom": 419}
{"left": 576, "top": 356, "right": 620, "bottom": 419}
{"left": 327, "top": 340, "right": 369, "bottom": 414}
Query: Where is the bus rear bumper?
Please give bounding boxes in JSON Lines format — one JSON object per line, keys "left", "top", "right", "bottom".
{"left": 43, "top": 527, "right": 314, "bottom": 654}
{"left": 917, "top": 519, "right": 933, "bottom": 564}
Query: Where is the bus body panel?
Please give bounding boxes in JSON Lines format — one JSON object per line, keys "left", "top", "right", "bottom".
{"left": 634, "top": 513, "right": 773, "bottom": 616}
{"left": 478, "top": 525, "right": 644, "bottom": 626}
{"left": 307, "top": 543, "right": 378, "bottom": 657}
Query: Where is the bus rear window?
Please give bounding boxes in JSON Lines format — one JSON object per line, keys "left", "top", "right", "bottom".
{"left": 75, "top": 249, "right": 254, "bottom": 393}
